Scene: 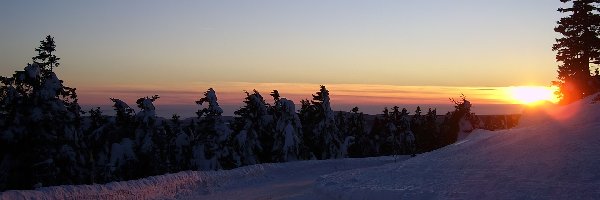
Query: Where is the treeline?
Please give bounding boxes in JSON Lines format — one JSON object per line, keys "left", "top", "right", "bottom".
{"left": 0, "top": 36, "right": 477, "bottom": 191}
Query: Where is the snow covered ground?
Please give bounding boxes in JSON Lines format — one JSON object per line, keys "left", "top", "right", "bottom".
{"left": 0, "top": 156, "right": 403, "bottom": 199}
{"left": 2, "top": 95, "right": 600, "bottom": 199}
{"left": 316, "top": 95, "right": 600, "bottom": 199}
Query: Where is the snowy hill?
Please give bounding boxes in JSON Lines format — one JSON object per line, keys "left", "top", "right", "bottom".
{"left": 315, "top": 94, "right": 600, "bottom": 199}
{"left": 2, "top": 95, "right": 600, "bottom": 199}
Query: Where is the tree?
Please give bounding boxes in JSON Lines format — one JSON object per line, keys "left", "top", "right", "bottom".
{"left": 553, "top": 0, "right": 600, "bottom": 103}
{"left": 192, "top": 88, "right": 233, "bottom": 170}
{"left": 230, "top": 90, "right": 271, "bottom": 165}
{"left": 299, "top": 85, "right": 341, "bottom": 159}
{"left": 439, "top": 95, "right": 475, "bottom": 146}
{"left": 270, "top": 90, "right": 304, "bottom": 162}
{"left": 0, "top": 35, "right": 84, "bottom": 190}
{"left": 346, "top": 107, "right": 370, "bottom": 158}
{"left": 419, "top": 108, "right": 439, "bottom": 152}
{"left": 32, "top": 35, "right": 60, "bottom": 75}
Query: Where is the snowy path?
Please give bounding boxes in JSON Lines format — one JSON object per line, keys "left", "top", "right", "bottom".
{"left": 181, "top": 156, "right": 405, "bottom": 200}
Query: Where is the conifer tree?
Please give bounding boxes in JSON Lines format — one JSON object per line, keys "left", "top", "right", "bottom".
{"left": 440, "top": 95, "right": 475, "bottom": 146}
{"left": 231, "top": 90, "right": 271, "bottom": 165}
{"left": 0, "top": 35, "right": 83, "bottom": 189}
{"left": 133, "top": 95, "right": 163, "bottom": 177}
{"left": 420, "top": 108, "right": 439, "bottom": 152}
{"left": 32, "top": 35, "right": 60, "bottom": 74}
{"left": 193, "top": 88, "right": 233, "bottom": 170}
{"left": 299, "top": 85, "right": 341, "bottom": 159}
{"left": 553, "top": 0, "right": 600, "bottom": 102}
{"left": 270, "top": 90, "right": 304, "bottom": 162}
{"left": 346, "top": 107, "right": 369, "bottom": 157}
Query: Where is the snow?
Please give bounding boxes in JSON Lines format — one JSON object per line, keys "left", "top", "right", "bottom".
{"left": 111, "top": 98, "right": 132, "bottom": 114}
{"left": 3, "top": 94, "right": 600, "bottom": 199}
{"left": 198, "top": 88, "right": 224, "bottom": 116}
{"left": 135, "top": 97, "right": 156, "bottom": 125}
{"left": 24, "top": 63, "right": 40, "bottom": 79}
{"left": 109, "top": 138, "right": 136, "bottom": 171}
{"left": 314, "top": 94, "right": 600, "bottom": 199}
{"left": 40, "top": 72, "right": 62, "bottom": 100}
{"left": 275, "top": 98, "right": 302, "bottom": 161}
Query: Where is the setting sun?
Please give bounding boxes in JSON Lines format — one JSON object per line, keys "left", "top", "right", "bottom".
{"left": 509, "top": 86, "right": 559, "bottom": 105}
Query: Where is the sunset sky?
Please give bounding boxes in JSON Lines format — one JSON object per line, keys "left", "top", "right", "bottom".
{"left": 0, "top": 1, "right": 563, "bottom": 116}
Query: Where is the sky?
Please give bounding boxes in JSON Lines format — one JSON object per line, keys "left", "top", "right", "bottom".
{"left": 0, "top": 0, "right": 565, "bottom": 117}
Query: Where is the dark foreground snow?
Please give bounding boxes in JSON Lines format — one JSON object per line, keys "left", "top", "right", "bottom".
{"left": 2, "top": 95, "right": 600, "bottom": 200}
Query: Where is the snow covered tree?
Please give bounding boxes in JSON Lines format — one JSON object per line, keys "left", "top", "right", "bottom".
{"left": 419, "top": 108, "right": 439, "bottom": 152}
{"left": 399, "top": 110, "right": 415, "bottom": 156}
{"left": 345, "top": 107, "right": 370, "bottom": 158}
{"left": 84, "top": 107, "right": 110, "bottom": 183}
{"left": 135, "top": 95, "right": 159, "bottom": 126}
{"left": 230, "top": 90, "right": 271, "bottom": 165}
{"left": 0, "top": 36, "right": 84, "bottom": 190}
{"left": 270, "top": 90, "right": 304, "bottom": 162}
{"left": 299, "top": 85, "right": 342, "bottom": 159}
{"left": 410, "top": 106, "right": 425, "bottom": 153}
{"left": 376, "top": 107, "right": 397, "bottom": 155}
{"left": 169, "top": 114, "right": 192, "bottom": 172}
{"left": 390, "top": 106, "right": 410, "bottom": 155}
{"left": 411, "top": 106, "right": 423, "bottom": 128}
{"left": 99, "top": 98, "right": 138, "bottom": 181}
{"left": 553, "top": 0, "right": 600, "bottom": 103}
{"left": 440, "top": 95, "right": 476, "bottom": 146}
{"left": 110, "top": 98, "right": 135, "bottom": 128}
{"left": 132, "top": 95, "right": 166, "bottom": 177}
{"left": 192, "top": 88, "right": 233, "bottom": 170}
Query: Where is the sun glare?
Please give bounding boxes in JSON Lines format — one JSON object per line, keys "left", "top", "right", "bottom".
{"left": 509, "top": 86, "right": 559, "bottom": 105}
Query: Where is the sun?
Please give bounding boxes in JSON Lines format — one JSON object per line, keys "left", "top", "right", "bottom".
{"left": 509, "top": 86, "right": 559, "bottom": 105}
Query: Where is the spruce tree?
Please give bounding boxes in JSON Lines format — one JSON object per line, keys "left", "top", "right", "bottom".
{"left": 421, "top": 108, "right": 439, "bottom": 152}
{"left": 553, "top": 0, "right": 600, "bottom": 102}
{"left": 346, "top": 107, "right": 368, "bottom": 157}
{"left": 230, "top": 90, "right": 271, "bottom": 165}
{"left": 32, "top": 35, "right": 60, "bottom": 74}
{"left": 193, "top": 88, "right": 233, "bottom": 170}
{"left": 0, "top": 35, "right": 84, "bottom": 189}
{"left": 299, "top": 85, "right": 341, "bottom": 159}
{"left": 270, "top": 90, "right": 304, "bottom": 162}
{"left": 440, "top": 95, "right": 475, "bottom": 146}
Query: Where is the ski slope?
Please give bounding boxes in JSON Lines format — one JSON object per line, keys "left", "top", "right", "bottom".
{"left": 2, "top": 95, "right": 600, "bottom": 199}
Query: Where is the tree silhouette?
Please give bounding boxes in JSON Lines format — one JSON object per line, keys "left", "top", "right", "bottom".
{"left": 32, "top": 35, "right": 60, "bottom": 74}
{"left": 553, "top": 0, "right": 600, "bottom": 103}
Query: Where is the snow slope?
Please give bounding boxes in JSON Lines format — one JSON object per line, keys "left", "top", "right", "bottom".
{"left": 315, "top": 95, "right": 600, "bottom": 199}
{"left": 0, "top": 156, "right": 401, "bottom": 200}
{"left": 0, "top": 165, "right": 267, "bottom": 199}
{"left": 3, "top": 95, "right": 600, "bottom": 199}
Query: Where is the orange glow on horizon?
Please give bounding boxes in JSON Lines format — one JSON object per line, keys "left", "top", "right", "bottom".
{"left": 508, "top": 86, "right": 559, "bottom": 105}
{"left": 77, "top": 82, "right": 549, "bottom": 107}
